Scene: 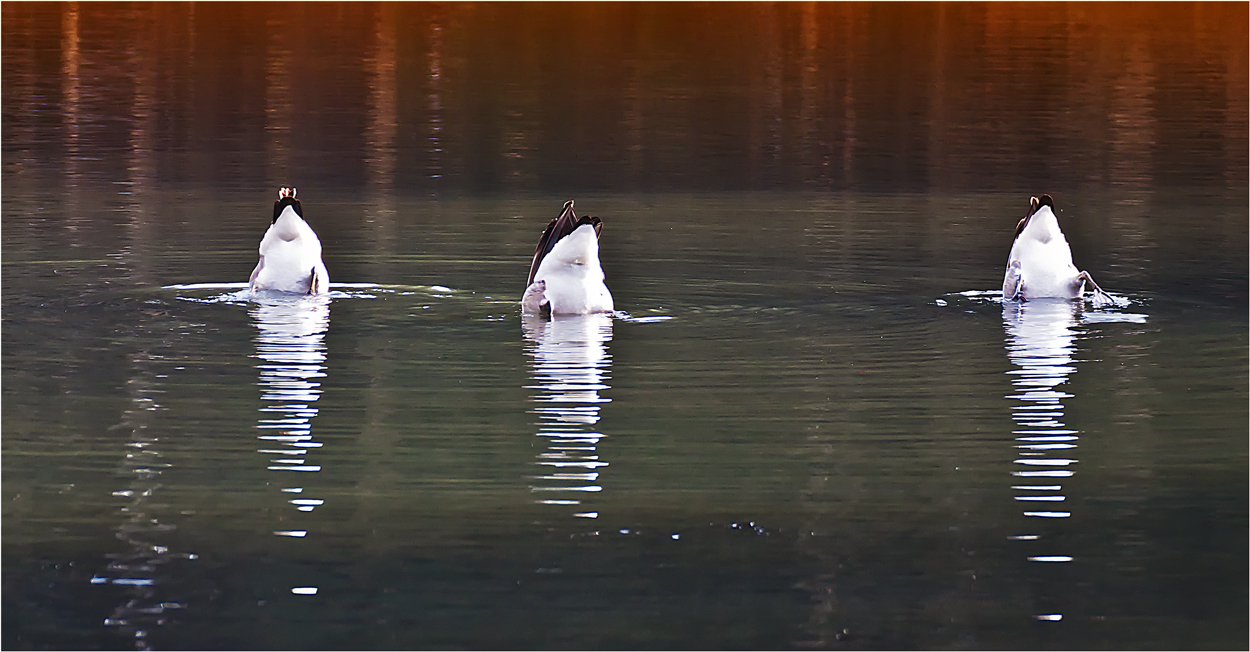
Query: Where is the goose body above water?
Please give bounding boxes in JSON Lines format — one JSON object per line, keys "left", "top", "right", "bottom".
{"left": 522, "top": 200, "right": 614, "bottom": 315}
{"left": 249, "top": 187, "right": 330, "bottom": 296}
{"left": 1002, "top": 194, "right": 1110, "bottom": 303}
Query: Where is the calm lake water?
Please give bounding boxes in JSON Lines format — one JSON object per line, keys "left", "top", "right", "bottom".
{"left": 3, "top": 3, "right": 1247, "bottom": 650}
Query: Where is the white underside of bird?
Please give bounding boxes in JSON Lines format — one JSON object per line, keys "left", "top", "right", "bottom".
{"left": 249, "top": 206, "right": 330, "bottom": 295}
{"left": 1002, "top": 205, "right": 1087, "bottom": 301}
{"left": 523, "top": 224, "right": 614, "bottom": 315}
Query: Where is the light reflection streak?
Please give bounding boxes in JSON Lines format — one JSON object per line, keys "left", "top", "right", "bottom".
{"left": 60, "top": 2, "right": 86, "bottom": 243}
{"left": 263, "top": 16, "right": 293, "bottom": 186}
{"left": 623, "top": 44, "right": 644, "bottom": 188}
{"left": 522, "top": 314, "right": 613, "bottom": 519}
{"left": 60, "top": 3, "right": 80, "bottom": 176}
{"left": 95, "top": 353, "right": 189, "bottom": 651}
{"left": 426, "top": 19, "right": 444, "bottom": 181}
{"left": 798, "top": 2, "right": 822, "bottom": 186}
{"left": 94, "top": 38, "right": 191, "bottom": 643}
{"left": 365, "top": 4, "right": 398, "bottom": 190}
{"left": 251, "top": 293, "right": 330, "bottom": 595}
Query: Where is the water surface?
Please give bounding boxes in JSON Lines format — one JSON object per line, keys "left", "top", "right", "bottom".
{"left": 3, "top": 3, "right": 1247, "bottom": 650}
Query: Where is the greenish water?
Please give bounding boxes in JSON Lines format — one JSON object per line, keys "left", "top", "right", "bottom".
{"left": 4, "top": 3, "right": 1247, "bottom": 650}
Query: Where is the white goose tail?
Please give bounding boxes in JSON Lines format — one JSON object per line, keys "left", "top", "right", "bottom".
{"left": 522, "top": 201, "right": 614, "bottom": 316}
{"left": 249, "top": 187, "right": 330, "bottom": 296}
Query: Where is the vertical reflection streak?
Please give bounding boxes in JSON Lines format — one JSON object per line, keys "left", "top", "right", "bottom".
{"left": 61, "top": 2, "right": 80, "bottom": 161}
{"left": 840, "top": 6, "right": 859, "bottom": 189}
{"left": 124, "top": 7, "right": 157, "bottom": 286}
{"left": 251, "top": 296, "right": 331, "bottom": 592}
{"left": 426, "top": 19, "right": 444, "bottom": 182}
{"left": 364, "top": 4, "right": 399, "bottom": 272}
{"left": 92, "top": 17, "right": 194, "bottom": 645}
{"left": 1107, "top": 37, "right": 1157, "bottom": 191}
{"left": 499, "top": 79, "right": 539, "bottom": 191}
{"left": 623, "top": 43, "right": 645, "bottom": 189}
{"left": 96, "top": 357, "right": 175, "bottom": 644}
{"left": 523, "top": 315, "right": 614, "bottom": 518}
{"left": 264, "top": 15, "right": 293, "bottom": 187}
{"left": 60, "top": 1, "right": 82, "bottom": 236}
{"left": 927, "top": 3, "right": 948, "bottom": 192}
{"left": 96, "top": 346, "right": 188, "bottom": 651}
{"left": 798, "top": 2, "right": 821, "bottom": 186}
{"left": 365, "top": 5, "right": 398, "bottom": 191}
{"left": 101, "top": 107, "right": 191, "bottom": 641}
{"left": 762, "top": 6, "right": 783, "bottom": 177}
{"left": 1003, "top": 300, "right": 1080, "bottom": 620}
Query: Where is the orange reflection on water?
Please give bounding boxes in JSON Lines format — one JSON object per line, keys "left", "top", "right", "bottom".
{"left": 2, "top": 2, "right": 1245, "bottom": 194}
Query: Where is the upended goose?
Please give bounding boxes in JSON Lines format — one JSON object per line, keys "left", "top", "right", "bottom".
{"left": 249, "top": 187, "right": 330, "bottom": 295}
{"left": 1002, "top": 194, "right": 1111, "bottom": 303}
{"left": 521, "top": 200, "right": 614, "bottom": 315}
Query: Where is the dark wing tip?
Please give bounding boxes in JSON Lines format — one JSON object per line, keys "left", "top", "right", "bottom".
{"left": 526, "top": 216, "right": 562, "bottom": 287}
{"left": 1038, "top": 194, "right": 1054, "bottom": 208}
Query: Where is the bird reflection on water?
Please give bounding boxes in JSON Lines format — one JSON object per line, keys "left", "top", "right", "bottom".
{"left": 1002, "top": 299, "right": 1082, "bottom": 621}
{"left": 250, "top": 293, "right": 331, "bottom": 594}
{"left": 522, "top": 314, "right": 614, "bottom": 520}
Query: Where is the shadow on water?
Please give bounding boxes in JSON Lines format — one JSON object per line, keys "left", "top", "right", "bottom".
{"left": 2, "top": 2, "right": 1244, "bottom": 646}
{"left": 522, "top": 314, "right": 613, "bottom": 521}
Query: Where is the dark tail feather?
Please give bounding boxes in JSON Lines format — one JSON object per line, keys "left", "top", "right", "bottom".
{"left": 525, "top": 200, "right": 603, "bottom": 288}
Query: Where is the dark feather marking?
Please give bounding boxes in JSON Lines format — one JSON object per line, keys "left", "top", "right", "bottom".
{"left": 525, "top": 200, "right": 603, "bottom": 288}
{"left": 1011, "top": 194, "right": 1049, "bottom": 240}
{"left": 1012, "top": 216, "right": 1029, "bottom": 240}
{"left": 272, "top": 197, "right": 303, "bottom": 224}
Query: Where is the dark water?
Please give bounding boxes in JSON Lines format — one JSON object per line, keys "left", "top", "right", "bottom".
{"left": 3, "top": 3, "right": 1247, "bottom": 650}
